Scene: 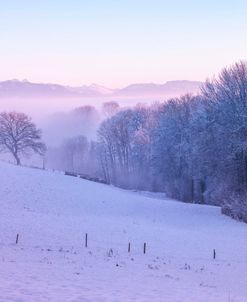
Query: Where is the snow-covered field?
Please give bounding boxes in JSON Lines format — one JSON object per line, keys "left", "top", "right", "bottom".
{"left": 0, "top": 162, "right": 247, "bottom": 302}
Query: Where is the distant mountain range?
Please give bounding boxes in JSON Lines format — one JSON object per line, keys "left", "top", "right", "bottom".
{"left": 0, "top": 79, "right": 203, "bottom": 98}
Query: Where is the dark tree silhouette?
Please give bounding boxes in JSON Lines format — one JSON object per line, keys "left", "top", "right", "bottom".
{"left": 0, "top": 112, "right": 46, "bottom": 165}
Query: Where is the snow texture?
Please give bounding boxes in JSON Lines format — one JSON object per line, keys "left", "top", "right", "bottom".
{"left": 0, "top": 162, "right": 247, "bottom": 301}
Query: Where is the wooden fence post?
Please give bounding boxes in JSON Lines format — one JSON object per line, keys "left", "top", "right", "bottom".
{"left": 85, "top": 233, "right": 88, "bottom": 248}
{"left": 16, "top": 233, "right": 19, "bottom": 244}
{"left": 143, "top": 242, "right": 146, "bottom": 254}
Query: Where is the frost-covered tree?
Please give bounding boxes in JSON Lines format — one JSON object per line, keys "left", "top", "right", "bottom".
{"left": 152, "top": 95, "right": 196, "bottom": 201}
{"left": 47, "top": 135, "right": 89, "bottom": 173}
{"left": 62, "top": 136, "right": 89, "bottom": 172}
{"left": 0, "top": 111, "right": 46, "bottom": 165}
{"left": 98, "top": 106, "right": 154, "bottom": 188}
{"left": 200, "top": 61, "right": 247, "bottom": 211}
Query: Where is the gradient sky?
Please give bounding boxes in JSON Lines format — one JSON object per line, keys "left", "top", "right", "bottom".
{"left": 0, "top": 0, "right": 247, "bottom": 88}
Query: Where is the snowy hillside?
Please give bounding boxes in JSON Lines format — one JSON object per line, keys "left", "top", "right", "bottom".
{"left": 0, "top": 162, "right": 247, "bottom": 301}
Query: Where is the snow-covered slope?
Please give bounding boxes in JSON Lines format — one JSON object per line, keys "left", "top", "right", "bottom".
{"left": 0, "top": 162, "right": 247, "bottom": 302}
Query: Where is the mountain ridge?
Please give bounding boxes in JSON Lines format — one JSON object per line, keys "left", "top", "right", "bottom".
{"left": 0, "top": 79, "right": 203, "bottom": 98}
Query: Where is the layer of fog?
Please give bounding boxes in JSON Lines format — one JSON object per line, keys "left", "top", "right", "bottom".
{"left": 0, "top": 96, "right": 161, "bottom": 147}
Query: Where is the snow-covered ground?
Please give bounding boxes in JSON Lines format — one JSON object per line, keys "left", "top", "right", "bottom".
{"left": 0, "top": 162, "right": 247, "bottom": 302}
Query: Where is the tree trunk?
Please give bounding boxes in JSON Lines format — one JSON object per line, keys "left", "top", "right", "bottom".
{"left": 13, "top": 153, "right": 21, "bottom": 165}
{"left": 244, "top": 150, "right": 247, "bottom": 193}
{"left": 191, "top": 178, "right": 194, "bottom": 203}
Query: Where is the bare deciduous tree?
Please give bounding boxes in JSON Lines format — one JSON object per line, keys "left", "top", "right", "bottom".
{"left": 0, "top": 112, "right": 46, "bottom": 165}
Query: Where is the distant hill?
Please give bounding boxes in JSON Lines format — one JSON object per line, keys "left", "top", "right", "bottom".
{"left": 0, "top": 79, "right": 202, "bottom": 99}
{"left": 0, "top": 80, "right": 103, "bottom": 98}
{"left": 115, "top": 81, "right": 202, "bottom": 97}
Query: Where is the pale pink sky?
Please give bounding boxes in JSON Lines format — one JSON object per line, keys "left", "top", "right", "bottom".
{"left": 1, "top": 1, "right": 247, "bottom": 88}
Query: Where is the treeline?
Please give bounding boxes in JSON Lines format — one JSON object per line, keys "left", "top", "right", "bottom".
{"left": 96, "top": 61, "right": 247, "bottom": 219}
{"left": 45, "top": 61, "right": 247, "bottom": 220}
